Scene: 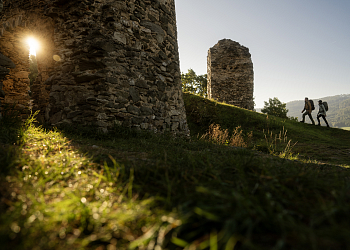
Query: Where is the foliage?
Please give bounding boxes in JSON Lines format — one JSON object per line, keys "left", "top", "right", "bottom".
{"left": 28, "top": 55, "right": 38, "bottom": 86}
{"left": 288, "top": 116, "right": 298, "bottom": 122}
{"left": 200, "top": 124, "right": 252, "bottom": 148}
{"left": 258, "top": 127, "right": 298, "bottom": 159}
{"left": 1, "top": 94, "right": 350, "bottom": 250}
{"left": 261, "top": 97, "right": 288, "bottom": 118}
{"left": 181, "top": 69, "right": 207, "bottom": 98}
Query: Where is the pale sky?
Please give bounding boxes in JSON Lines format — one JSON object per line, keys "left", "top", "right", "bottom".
{"left": 175, "top": 0, "right": 350, "bottom": 108}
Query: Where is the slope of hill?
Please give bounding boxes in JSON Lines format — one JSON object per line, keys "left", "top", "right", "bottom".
{"left": 1, "top": 95, "right": 350, "bottom": 250}
{"left": 286, "top": 94, "right": 350, "bottom": 127}
{"left": 184, "top": 93, "right": 350, "bottom": 165}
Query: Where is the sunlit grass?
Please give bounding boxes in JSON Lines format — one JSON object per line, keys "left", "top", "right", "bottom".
{"left": 0, "top": 117, "right": 178, "bottom": 250}
{"left": 1, "top": 95, "right": 350, "bottom": 249}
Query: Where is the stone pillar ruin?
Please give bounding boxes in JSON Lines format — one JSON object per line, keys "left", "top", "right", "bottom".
{"left": 207, "top": 39, "right": 254, "bottom": 110}
{"left": 0, "top": 0, "right": 189, "bottom": 135}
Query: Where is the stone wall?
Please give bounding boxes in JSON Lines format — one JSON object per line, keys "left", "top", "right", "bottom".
{"left": 0, "top": 52, "right": 16, "bottom": 118}
{"left": 0, "top": 11, "right": 54, "bottom": 115}
{"left": 0, "top": 0, "right": 189, "bottom": 135}
{"left": 207, "top": 39, "right": 254, "bottom": 110}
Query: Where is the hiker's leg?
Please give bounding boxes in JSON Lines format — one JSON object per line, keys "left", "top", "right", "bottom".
{"left": 302, "top": 112, "right": 307, "bottom": 122}
{"left": 308, "top": 112, "right": 315, "bottom": 125}
{"left": 317, "top": 115, "right": 321, "bottom": 125}
{"left": 322, "top": 115, "right": 330, "bottom": 127}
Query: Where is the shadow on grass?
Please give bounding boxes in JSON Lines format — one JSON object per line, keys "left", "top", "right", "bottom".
{"left": 0, "top": 105, "right": 29, "bottom": 249}
{"left": 55, "top": 122, "right": 350, "bottom": 250}
{"left": 2, "top": 99, "right": 350, "bottom": 250}
{"left": 0, "top": 104, "right": 26, "bottom": 175}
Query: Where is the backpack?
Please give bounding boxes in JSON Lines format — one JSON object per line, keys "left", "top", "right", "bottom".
{"left": 323, "top": 101, "right": 329, "bottom": 111}
{"left": 309, "top": 100, "right": 315, "bottom": 110}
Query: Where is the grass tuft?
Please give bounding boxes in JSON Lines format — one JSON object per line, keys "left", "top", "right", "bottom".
{"left": 200, "top": 124, "right": 252, "bottom": 148}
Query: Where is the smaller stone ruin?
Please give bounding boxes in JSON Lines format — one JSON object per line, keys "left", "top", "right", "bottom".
{"left": 207, "top": 39, "right": 254, "bottom": 110}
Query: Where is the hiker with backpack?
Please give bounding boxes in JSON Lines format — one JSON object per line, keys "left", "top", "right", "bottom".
{"left": 317, "top": 100, "right": 330, "bottom": 127}
{"left": 300, "top": 97, "right": 315, "bottom": 125}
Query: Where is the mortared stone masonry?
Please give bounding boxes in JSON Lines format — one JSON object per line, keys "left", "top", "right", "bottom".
{"left": 0, "top": 0, "right": 189, "bottom": 135}
{"left": 207, "top": 39, "right": 254, "bottom": 110}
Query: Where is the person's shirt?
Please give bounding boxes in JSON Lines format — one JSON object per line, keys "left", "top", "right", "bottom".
{"left": 318, "top": 103, "right": 326, "bottom": 115}
{"left": 304, "top": 101, "right": 312, "bottom": 113}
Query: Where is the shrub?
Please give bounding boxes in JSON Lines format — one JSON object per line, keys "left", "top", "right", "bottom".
{"left": 200, "top": 124, "right": 252, "bottom": 148}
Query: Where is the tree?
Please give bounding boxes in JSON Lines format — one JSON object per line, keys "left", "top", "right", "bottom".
{"left": 181, "top": 69, "right": 207, "bottom": 98}
{"left": 261, "top": 97, "right": 289, "bottom": 119}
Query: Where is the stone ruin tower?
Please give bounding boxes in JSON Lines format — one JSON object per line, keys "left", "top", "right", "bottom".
{"left": 0, "top": 0, "right": 189, "bottom": 135}
{"left": 207, "top": 39, "right": 254, "bottom": 110}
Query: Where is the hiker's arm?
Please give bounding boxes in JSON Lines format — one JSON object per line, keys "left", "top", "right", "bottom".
{"left": 322, "top": 105, "right": 326, "bottom": 116}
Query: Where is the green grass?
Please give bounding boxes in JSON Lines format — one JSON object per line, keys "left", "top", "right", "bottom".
{"left": 0, "top": 94, "right": 350, "bottom": 250}
{"left": 183, "top": 93, "right": 350, "bottom": 166}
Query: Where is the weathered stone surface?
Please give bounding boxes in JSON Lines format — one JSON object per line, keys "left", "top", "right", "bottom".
{"left": 0, "top": 53, "right": 15, "bottom": 69}
{"left": 207, "top": 39, "right": 254, "bottom": 110}
{"left": 0, "top": 51, "right": 16, "bottom": 115}
{"left": 0, "top": 66, "right": 9, "bottom": 79}
{"left": 0, "top": 0, "right": 189, "bottom": 136}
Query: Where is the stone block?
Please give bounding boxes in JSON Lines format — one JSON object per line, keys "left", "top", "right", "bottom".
{"left": 0, "top": 52, "right": 15, "bottom": 68}
{"left": 140, "top": 106, "right": 153, "bottom": 115}
{"left": 127, "top": 105, "right": 140, "bottom": 115}
{"left": 67, "top": 111, "right": 82, "bottom": 119}
{"left": 171, "top": 122, "right": 179, "bottom": 131}
{"left": 15, "top": 71, "right": 29, "bottom": 79}
{"left": 114, "top": 32, "right": 127, "bottom": 45}
{"left": 50, "top": 111, "right": 62, "bottom": 124}
{"left": 136, "top": 79, "right": 149, "bottom": 89}
{"left": 129, "top": 87, "right": 140, "bottom": 103}
{"left": 169, "top": 109, "right": 180, "bottom": 116}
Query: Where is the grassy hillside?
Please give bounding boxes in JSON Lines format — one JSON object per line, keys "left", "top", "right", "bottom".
{"left": 1, "top": 95, "right": 350, "bottom": 250}
{"left": 184, "top": 93, "right": 350, "bottom": 166}
{"left": 286, "top": 94, "right": 350, "bottom": 127}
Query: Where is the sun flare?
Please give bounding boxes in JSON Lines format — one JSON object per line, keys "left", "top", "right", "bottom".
{"left": 27, "top": 37, "right": 39, "bottom": 56}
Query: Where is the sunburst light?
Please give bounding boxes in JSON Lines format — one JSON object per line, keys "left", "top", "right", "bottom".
{"left": 27, "top": 37, "right": 39, "bottom": 56}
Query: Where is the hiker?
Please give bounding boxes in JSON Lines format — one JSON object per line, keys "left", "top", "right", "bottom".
{"left": 300, "top": 97, "right": 315, "bottom": 124}
{"left": 317, "top": 100, "right": 330, "bottom": 127}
